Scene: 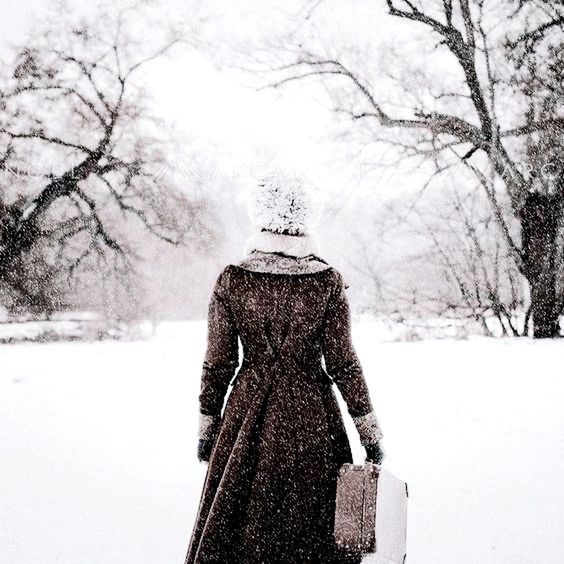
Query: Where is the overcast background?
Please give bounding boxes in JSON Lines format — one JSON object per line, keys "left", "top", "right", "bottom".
{"left": 1, "top": 2, "right": 563, "bottom": 563}
{"left": 1, "top": 0, "right": 455, "bottom": 326}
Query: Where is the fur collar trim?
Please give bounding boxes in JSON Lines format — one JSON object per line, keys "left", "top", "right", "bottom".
{"left": 237, "top": 251, "right": 330, "bottom": 275}
{"left": 239, "top": 231, "right": 330, "bottom": 275}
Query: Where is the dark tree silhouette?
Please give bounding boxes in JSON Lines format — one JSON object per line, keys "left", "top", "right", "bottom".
{"left": 0, "top": 1, "right": 198, "bottom": 314}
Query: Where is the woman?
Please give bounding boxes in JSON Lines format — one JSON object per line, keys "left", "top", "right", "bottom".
{"left": 185, "top": 170, "right": 385, "bottom": 564}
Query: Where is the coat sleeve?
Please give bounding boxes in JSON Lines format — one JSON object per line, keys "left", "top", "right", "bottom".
{"left": 198, "top": 267, "right": 239, "bottom": 425}
{"left": 321, "top": 270, "right": 384, "bottom": 446}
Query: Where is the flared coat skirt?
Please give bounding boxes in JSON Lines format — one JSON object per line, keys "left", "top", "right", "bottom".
{"left": 184, "top": 357, "right": 361, "bottom": 564}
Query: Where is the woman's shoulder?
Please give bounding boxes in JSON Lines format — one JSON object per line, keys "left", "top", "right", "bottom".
{"left": 216, "top": 255, "right": 350, "bottom": 291}
{"left": 228, "top": 251, "right": 335, "bottom": 277}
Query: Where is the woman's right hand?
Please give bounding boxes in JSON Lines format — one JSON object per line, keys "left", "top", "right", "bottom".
{"left": 197, "top": 438, "right": 213, "bottom": 463}
{"left": 197, "top": 412, "right": 220, "bottom": 463}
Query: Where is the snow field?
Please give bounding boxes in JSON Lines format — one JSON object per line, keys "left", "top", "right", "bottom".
{"left": 0, "top": 321, "right": 562, "bottom": 563}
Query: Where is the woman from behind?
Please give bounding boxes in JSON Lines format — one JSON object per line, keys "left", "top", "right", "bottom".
{"left": 185, "top": 169, "right": 385, "bottom": 564}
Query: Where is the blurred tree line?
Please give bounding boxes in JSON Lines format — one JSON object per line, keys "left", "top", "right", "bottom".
{"left": 1, "top": 0, "right": 562, "bottom": 338}
{"left": 0, "top": 1, "right": 228, "bottom": 328}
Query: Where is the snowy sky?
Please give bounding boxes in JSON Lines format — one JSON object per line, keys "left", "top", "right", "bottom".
{"left": 0, "top": 0, "right": 423, "bottom": 204}
{"left": 0, "top": 0, "right": 446, "bottom": 315}
{"left": 1, "top": 1, "right": 347, "bottom": 193}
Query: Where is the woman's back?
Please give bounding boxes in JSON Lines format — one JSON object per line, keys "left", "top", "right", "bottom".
{"left": 221, "top": 264, "right": 337, "bottom": 375}
{"left": 188, "top": 257, "right": 381, "bottom": 563}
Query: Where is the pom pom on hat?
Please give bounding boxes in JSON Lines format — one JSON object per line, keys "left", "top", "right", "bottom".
{"left": 247, "top": 169, "right": 325, "bottom": 236}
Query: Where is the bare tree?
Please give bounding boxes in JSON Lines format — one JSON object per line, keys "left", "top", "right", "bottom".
{"left": 412, "top": 183, "right": 527, "bottom": 336}
{"left": 0, "top": 0, "right": 204, "bottom": 314}
{"left": 231, "top": 0, "right": 563, "bottom": 337}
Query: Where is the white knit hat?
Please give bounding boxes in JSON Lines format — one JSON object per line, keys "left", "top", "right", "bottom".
{"left": 246, "top": 169, "right": 325, "bottom": 236}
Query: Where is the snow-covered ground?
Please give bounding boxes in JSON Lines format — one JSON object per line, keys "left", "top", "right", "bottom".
{"left": 0, "top": 321, "right": 562, "bottom": 563}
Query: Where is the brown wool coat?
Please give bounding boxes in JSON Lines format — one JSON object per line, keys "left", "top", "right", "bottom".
{"left": 185, "top": 263, "right": 376, "bottom": 564}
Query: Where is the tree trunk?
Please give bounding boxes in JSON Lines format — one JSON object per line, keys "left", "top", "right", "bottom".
{"left": 520, "top": 192, "right": 563, "bottom": 338}
{"left": 528, "top": 279, "right": 560, "bottom": 338}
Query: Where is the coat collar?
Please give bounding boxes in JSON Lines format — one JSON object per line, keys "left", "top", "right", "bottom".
{"left": 243, "top": 230, "right": 321, "bottom": 258}
{"left": 238, "top": 230, "right": 331, "bottom": 275}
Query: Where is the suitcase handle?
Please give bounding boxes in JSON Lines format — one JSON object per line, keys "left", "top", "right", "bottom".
{"left": 362, "top": 459, "right": 382, "bottom": 469}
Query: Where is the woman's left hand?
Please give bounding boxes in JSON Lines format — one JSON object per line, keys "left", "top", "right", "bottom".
{"left": 365, "top": 442, "right": 385, "bottom": 465}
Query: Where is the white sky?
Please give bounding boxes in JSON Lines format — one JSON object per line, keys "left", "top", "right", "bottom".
{"left": 0, "top": 0, "right": 438, "bottom": 205}
{"left": 150, "top": 51, "right": 335, "bottom": 187}
{"left": 0, "top": 0, "right": 348, "bottom": 192}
